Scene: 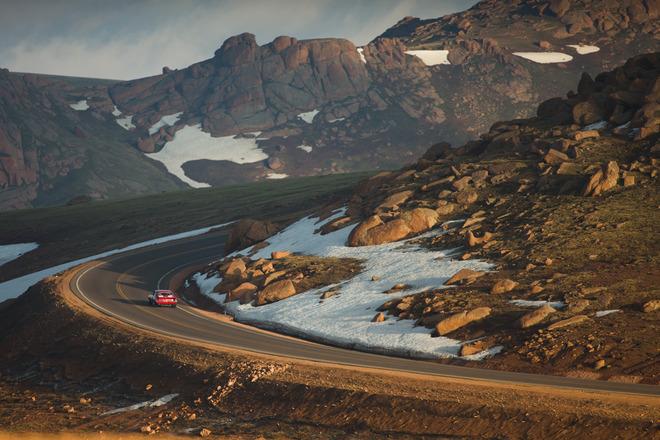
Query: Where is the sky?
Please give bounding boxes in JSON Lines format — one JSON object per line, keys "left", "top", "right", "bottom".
{"left": 0, "top": 0, "right": 477, "bottom": 80}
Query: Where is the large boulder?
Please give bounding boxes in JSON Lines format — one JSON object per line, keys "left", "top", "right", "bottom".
{"left": 436, "top": 307, "right": 491, "bottom": 335}
{"left": 223, "top": 258, "right": 247, "bottom": 279}
{"left": 226, "top": 282, "right": 258, "bottom": 303}
{"left": 583, "top": 161, "right": 619, "bottom": 196}
{"left": 348, "top": 208, "right": 438, "bottom": 246}
{"left": 490, "top": 279, "right": 518, "bottom": 294}
{"left": 255, "top": 279, "right": 296, "bottom": 305}
{"left": 225, "top": 219, "right": 279, "bottom": 252}
{"left": 518, "top": 304, "right": 556, "bottom": 328}
{"left": 400, "top": 208, "right": 439, "bottom": 233}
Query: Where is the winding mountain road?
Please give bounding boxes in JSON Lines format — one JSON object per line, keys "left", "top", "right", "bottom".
{"left": 69, "top": 228, "right": 659, "bottom": 397}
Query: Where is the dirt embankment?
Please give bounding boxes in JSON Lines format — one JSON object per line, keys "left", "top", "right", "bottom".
{"left": 0, "top": 267, "right": 658, "bottom": 439}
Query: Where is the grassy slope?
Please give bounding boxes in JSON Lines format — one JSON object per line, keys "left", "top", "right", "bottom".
{"left": 0, "top": 172, "right": 371, "bottom": 281}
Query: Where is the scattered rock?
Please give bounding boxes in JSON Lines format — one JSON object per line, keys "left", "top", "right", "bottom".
{"left": 271, "top": 250, "right": 291, "bottom": 259}
{"left": 642, "top": 299, "right": 659, "bottom": 313}
{"left": 544, "top": 148, "right": 570, "bottom": 165}
{"left": 459, "top": 340, "right": 488, "bottom": 356}
{"left": 372, "top": 312, "right": 386, "bottom": 322}
{"left": 623, "top": 174, "right": 636, "bottom": 187}
{"left": 224, "top": 258, "right": 247, "bottom": 279}
{"left": 583, "top": 161, "right": 619, "bottom": 196}
{"left": 490, "top": 279, "right": 518, "bottom": 294}
{"left": 199, "top": 428, "right": 212, "bottom": 437}
{"left": 574, "top": 130, "right": 600, "bottom": 141}
{"left": 547, "top": 315, "right": 591, "bottom": 330}
{"left": 445, "top": 269, "right": 485, "bottom": 285}
{"left": 255, "top": 279, "right": 296, "bottom": 305}
{"left": 436, "top": 307, "right": 491, "bottom": 335}
{"left": 518, "top": 304, "right": 556, "bottom": 328}
{"left": 321, "top": 290, "right": 338, "bottom": 299}
{"left": 567, "top": 299, "right": 590, "bottom": 313}
{"left": 594, "top": 359, "right": 606, "bottom": 370}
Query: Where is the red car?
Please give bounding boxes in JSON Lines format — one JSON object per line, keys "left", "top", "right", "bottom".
{"left": 148, "top": 289, "right": 178, "bottom": 307}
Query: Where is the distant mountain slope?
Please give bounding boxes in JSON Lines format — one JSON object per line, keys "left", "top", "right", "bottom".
{"left": 0, "top": 0, "right": 657, "bottom": 210}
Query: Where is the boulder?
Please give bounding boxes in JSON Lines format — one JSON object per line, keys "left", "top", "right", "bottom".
{"left": 642, "top": 299, "right": 660, "bottom": 313}
{"left": 518, "top": 304, "right": 556, "bottom": 328}
{"left": 574, "top": 130, "right": 600, "bottom": 141}
{"left": 263, "top": 270, "right": 287, "bottom": 286}
{"left": 271, "top": 250, "right": 291, "bottom": 259}
{"left": 572, "top": 99, "right": 605, "bottom": 126}
{"left": 467, "top": 230, "right": 493, "bottom": 247}
{"left": 255, "top": 279, "right": 296, "bottom": 305}
{"left": 452, "top": 176, "right": 472, "bottom": 191}
{"left": 378, "top": 190, "right": 413, "bottom": 210}
{"left": 456, "top": 189, "right": 478, "bottom": 205}
{"left": 583, "top": 161, "right": 619, "bottom": 196}
{"left": 547, "top": 315, "right": 591, "bottom": 330}
{"left": 490, "top": 279, "right": 518, "bottom": 294}
{"left": 459, "top": 340, "right": 488, "bottom": 356}
{"left": 445, "top": 268, "right": 485, "bottom": 285}
{"left": 223, "top": 258, "right": 246, "bottom": 279}
{"left": 435, "top": 307, "right": 491, "bottom": 335}
{"left": 400, "top": 207, "right": 439, "bottom": 233}
{"left": 372, "top": 312, "right": 386, "bottom": 322}
{"left": 623, "top": 174, "right": 635, "bottom": 187}
{"left": 544, "top": 148, "right": 570, "bottom": 165}
{"left": 227, "top": 282, "right": 258, "bottom": 302}
{"left": 225, "top": 219, "right": 279, "bottom": 252}
{"left": 567, "top": 299, "right": 590, "bottom": 314}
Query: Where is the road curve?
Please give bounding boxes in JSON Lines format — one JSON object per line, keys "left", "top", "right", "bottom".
{"left": 69, "top": 228, "right": 659, "bottom": 397}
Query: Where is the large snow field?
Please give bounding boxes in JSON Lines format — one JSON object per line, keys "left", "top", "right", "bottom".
{"left": 298, "top": 109, "right": 319, "bottom": 123}
{"left": 0, "top": 222, "right": 232, "bottom": 303}
{"left": 405, "top": 50, "right": 450, "bottom": 66}
{"left": 69, "top": 100, "right": 89, "bottom": 111}
{"left": 146, "top": 124, "right": 269, "bottom": 188}
{"left": 513, "top": 52, "right": 573, "bottom": 63}
{"left": 0, "top": 242, "right": 39, "bottom": 267}
{"left": 148, "top": 112, "right": 183, "bottom": 135}
{"left": 195, "top": 210, "right": 501, "bottom": 360}
{"left": 567, "top": 44, "right": 600, "bottom": 55}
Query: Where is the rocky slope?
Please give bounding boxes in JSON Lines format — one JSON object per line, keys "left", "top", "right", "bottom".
{"left": 196, "top": 52, "right": 658, "bottom": 381}
{"left": 1, "top": 0, "right": 658, "bottom": 209}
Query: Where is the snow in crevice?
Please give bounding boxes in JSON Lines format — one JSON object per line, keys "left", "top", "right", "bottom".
{"left": 148, "top": 112, "right": 183, "bottom": 135}
{"left": 101, "top": 393, "right": 179, "bottom": 416}
{"left": 509, "top": 299, "right": 565, "bottom": 309}
{"left": 357, "top": 47, "right": 367, "bottom": 64}
{"left": 405, "top": 50, "right": 450, "bottom": 66}
{"left": 0, "top": 222, "right": 233, "bottom": 303}
{"left": 0, "top": 243, "right": 39, "bottom": 267}
{"left": 595, "top": 309, "right": 621, "bottom": 317}
{"left": 116, "top": 115, "right": 135, "bottom": 130}
{"left": 146, "top": 124, "right": 269, "bottom": 188}
{"left": 567, "top": 44, "right": 600, "bottom": 55}
{"left": 583, "top": 120, "right": 607, "bottom": 131}
{"left": 196, "top": 210, "right": 498, "bottom": 360}
{"left": 69, "top": 100, "right": 89, "bottom": 111}
{"left": 297, "top": 145, "right": 313, "bottom": 153}
{"left": 298, "top": 109, "right": 319, "bottom": 124}
{"left": 266, "top": 173, "right": 288, "bottom": 179}
{"left": 327, "top": 117, "right": 345, "bottom": 124}
{"left": 512, "top": 52, "right": 573, "bottom": 63}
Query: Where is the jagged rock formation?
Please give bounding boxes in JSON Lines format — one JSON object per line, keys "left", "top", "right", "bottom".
{"left": 1, "top": 0, "right": 658, "bottom": 209}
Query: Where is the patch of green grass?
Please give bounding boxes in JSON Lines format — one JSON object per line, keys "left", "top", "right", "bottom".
{"left": 0, "top": 172, "right": 373, "bottom": 281}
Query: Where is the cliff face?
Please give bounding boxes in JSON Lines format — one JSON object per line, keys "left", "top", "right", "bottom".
{"left": 0, "top": 0, "right": 658, "bottom": 210}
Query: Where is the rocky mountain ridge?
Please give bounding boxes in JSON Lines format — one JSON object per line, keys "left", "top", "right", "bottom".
{"left": 1, "top": 0, "right": 658, "bottom": 209}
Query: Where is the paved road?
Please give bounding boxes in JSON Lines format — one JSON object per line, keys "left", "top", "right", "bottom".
{"left": 70, "top": 229, "right": 659, "bottom": 397}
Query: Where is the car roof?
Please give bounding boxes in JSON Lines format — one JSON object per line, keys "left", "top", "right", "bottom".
{"left": 155, "top": 289, "right": 173, "bottom": 293}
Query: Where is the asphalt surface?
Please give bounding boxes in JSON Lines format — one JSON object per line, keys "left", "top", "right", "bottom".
{"left": 70, "top": 229, "right": 660, "bottom": 397}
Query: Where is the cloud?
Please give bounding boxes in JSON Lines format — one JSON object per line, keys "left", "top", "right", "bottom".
{"left": 1, "top": 0, "right": 476, "bottom": 80}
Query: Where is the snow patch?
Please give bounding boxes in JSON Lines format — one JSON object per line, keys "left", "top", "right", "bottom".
{"left": 567, "top": 44, "right": 600, "bottom": 55}
{"left": 116, "top": 115, "right": 135, "bottom": 130}
{"left": 327, "top": 117, "right": 345, "bottom": 123}
{"left": 513, "top": 52, "right": 573, "bottom": 64}
{"left": 148, "top": 112, "right": 183, "bottom": 135}
{"left": 595, "top": 309, "right": 621, "bottom": 317}
{"left": 0, "top": 243, "right": 39, "bottom": 267}
{"left": 297, "top": 145, "right": 313, "bottom": 153}
{"left": 69, "top": 100, "right": 89, "bottom": 111}
{"left": 146, "top": 124, "right": 269, "bottom": 188}
{"left": 266, "top": 173, "right": 288, "bottom": 179}
{"left": 510, "top": 299, "right": 565, "bottom": 309}
{"left": 198, "top": 211, "right": 496, "bottom": 360}
{"left": 0, "top": 222, "right": 233, "bottom": 303}
{"left": 583, "top": 120, "right": 607, "bottom": 131}
{"left": 357, "top": 47, "right": 367, "bottom": 64}
{"left": 298, "top": 110, "right": 319, "bottom": 124}
{"left": 101, "top": 394, "right": 179, "bottom": 416}
{"left": 111, "top": 106, "right": 122, "bottom": 117}
{"left": 405, "top": 50, "right": 450, "bottom": 66}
